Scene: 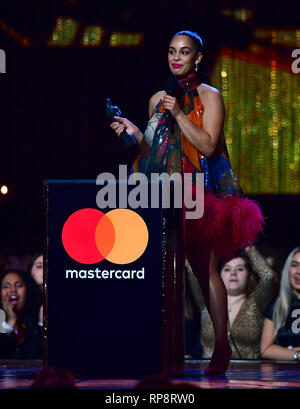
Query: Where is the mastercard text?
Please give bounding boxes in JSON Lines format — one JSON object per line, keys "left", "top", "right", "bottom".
{"left": 65, "top": 267, "right": 145, "bottom": 280}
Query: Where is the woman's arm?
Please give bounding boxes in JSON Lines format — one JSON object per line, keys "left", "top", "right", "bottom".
{"left": 245, "top": 246, "right": 276, "bottom": 312}
{"left": 110, "top": 91, "right": 165, "bottom": 147}
{"left": 163, "top": 86, "right": 225, "bottom": 156}
{"left": 245, "top": 246, "right": 275, "bottom": 282}
{"left": 149, "top": 91, "right": 165, "bottom": 118}
{"left": 260, "top": 318, "right": 300, "bottom": 360}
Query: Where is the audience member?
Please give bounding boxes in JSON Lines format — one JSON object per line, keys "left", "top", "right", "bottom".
{"left": 28, "top": 252, "right": 43, "bottom": 290}
{"left": 260, "top": 246, "right": 300, "bottom": 361}
{"left": 256, "top": 244, "right": 286, "bottom": 294}
{"left": 0, "top": 269, "right": 43, "bottom": 359}
{"left": 187, "top": 245, "right": 276, "bottom": 359}
{"left": 27, "top": 252, "right": 43, "bottom": 322}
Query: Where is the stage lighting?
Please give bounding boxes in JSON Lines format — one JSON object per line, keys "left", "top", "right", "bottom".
{"left": 47, "top": 17, "right": 79, "bottom": 47}
{"left": 81, "top": 25, "right": 104, "bottom": 47}
{"left": 109, "top": 32, "right": 144, "bottom": 47}
{"left": 221, "top": 8, "right": 254, "bottom": 22}
{"left": 0, "top": 186, "right": 8, "bottom": 195}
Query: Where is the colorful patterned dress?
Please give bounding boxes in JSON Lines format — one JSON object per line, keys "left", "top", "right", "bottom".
{"left": 132, "top": 73, "right": 264, "bottom": 259}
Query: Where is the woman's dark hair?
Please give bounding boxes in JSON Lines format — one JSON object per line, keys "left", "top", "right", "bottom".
{"left": 27, "top": 251, "right": 43, "bottom": 277}
{"left": 0, "top": 268, "right": 41, "bottom": 316}
{"left": 172, "top": 30, "right": 211, "bottom": 85}
{"left": 218, "top": 252, "right": 259, "bottom": 296}
{"left": 173, "top": 30, "right": 203, "bottom": 53}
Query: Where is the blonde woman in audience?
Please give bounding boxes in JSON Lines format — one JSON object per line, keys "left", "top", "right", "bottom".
{"left": 260, "top": 246, "right": 300, "bottom": 361}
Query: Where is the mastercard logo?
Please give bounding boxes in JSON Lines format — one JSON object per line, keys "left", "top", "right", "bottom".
{"left": 62, "top": 208, "right": 149, "bottom": 265}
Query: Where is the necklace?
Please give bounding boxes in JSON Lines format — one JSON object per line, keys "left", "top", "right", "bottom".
{"left": 228, "top": 295, "right": 246, "bottom": 313}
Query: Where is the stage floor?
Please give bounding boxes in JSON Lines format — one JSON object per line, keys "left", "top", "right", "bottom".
{"left": 0, "top": 359, "right": 300, "bottom": 389}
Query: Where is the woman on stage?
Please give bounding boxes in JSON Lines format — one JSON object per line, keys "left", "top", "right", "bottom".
{"left": 110, "top": 30, "right": 264, "bottom": 375}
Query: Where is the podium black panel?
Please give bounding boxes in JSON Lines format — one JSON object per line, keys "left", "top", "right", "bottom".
{"left": 44, "top": 180, "right": 169, "bottom": 378}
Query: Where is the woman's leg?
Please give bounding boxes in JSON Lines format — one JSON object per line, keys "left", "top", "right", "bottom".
{"left": 186, "top": 245, "right": 231, "bottom": 374}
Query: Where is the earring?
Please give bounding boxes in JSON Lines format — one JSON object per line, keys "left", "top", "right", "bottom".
{"left": 195, "top": 63, "right": 199, "bottom": 72}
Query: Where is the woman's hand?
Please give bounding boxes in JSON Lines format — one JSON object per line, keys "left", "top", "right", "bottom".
{"left": 162, "top": 95, "right": 182, "bottom": 119}
{"left": 110, "top": 116, "right": 138, "bottom": 137}
{"left": 167, "top": 86, "right": 224, "bottom": 157}
{"left": 2, "top": 294, "right": 17, "bottom": 328}
{"left": 110, "top": 116, "right": 143, "bottom": 144}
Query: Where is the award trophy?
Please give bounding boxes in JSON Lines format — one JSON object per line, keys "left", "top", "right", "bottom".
{"left": 105, "top": 98, "right": 140, "bottom": 171}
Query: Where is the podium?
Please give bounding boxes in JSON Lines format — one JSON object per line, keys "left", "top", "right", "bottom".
{"left": 44, "top": 179, "right": 184, "bottom": 378}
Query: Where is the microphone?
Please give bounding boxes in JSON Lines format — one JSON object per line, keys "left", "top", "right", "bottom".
{"left": 164, "top": 75, "right": 178, "bottom": 97}
{"left": 163, "top": 75, "right": 178, "bottom": 125}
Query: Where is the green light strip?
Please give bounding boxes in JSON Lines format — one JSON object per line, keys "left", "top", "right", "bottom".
{"left": 48, "top": 18, "right": 79, "bottom": 46}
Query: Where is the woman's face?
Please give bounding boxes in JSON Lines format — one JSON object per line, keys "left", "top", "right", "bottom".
{"left": 168, "top": 35, "right": 202, "bottom": 79}
{"left": 1, "top": 272, "right": 27, "bottom": 311}
{"left": 31, "top": 255, "right": 43, "bottom": 286}
{"left": 220, "top": 257, "right": 250, "bottom": 296}
{"left": 289, "top": 251, "right": 300, "bottom": 293}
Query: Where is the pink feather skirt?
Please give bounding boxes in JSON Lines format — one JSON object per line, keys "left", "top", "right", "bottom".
{"left": 184, "top": 191, "right": 265, "bottom": 260}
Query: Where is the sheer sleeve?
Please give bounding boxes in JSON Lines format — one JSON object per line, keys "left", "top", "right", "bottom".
{"left": 245, "top": 246, "right": 276, "bottom": 313}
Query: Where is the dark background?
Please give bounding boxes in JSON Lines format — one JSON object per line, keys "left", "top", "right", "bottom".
{"left": 0, "top": 0, "right": 299, "bottom": 260}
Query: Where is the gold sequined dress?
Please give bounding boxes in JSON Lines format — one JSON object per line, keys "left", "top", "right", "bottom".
{"left": 186, "top": 246, "right": 276, "bottom": 359}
